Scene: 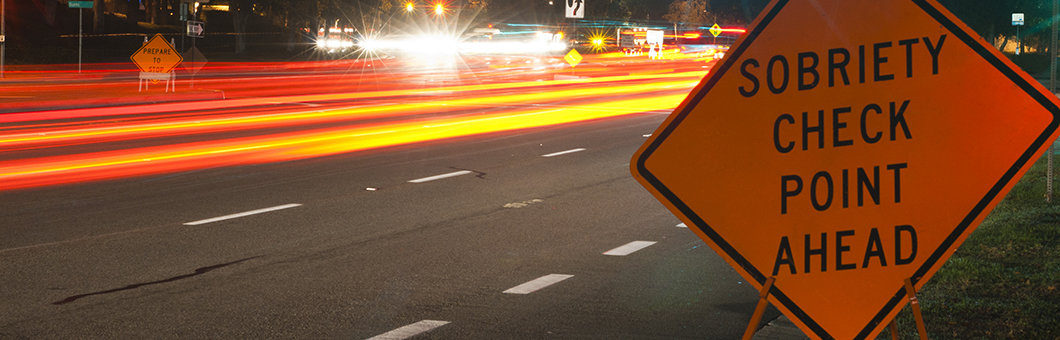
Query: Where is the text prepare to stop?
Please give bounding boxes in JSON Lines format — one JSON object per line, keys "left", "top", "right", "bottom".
{"left": 732, "top": 34, "right": 953, "bottom": 277}
{"left": 140, "top": 47, "right": 175, "bottom": 73}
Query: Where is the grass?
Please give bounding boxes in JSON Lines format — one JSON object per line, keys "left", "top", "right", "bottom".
{"left": 878, "top": 154, "right": 1060, "bottom": 339}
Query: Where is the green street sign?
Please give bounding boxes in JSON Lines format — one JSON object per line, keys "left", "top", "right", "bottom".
{"left": 69, "top": 1, "right": 94, "bottom": 9}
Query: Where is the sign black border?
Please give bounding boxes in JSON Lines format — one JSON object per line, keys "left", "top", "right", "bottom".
{"left": 634, "top": 0, "right": 1060, "bottom": 339}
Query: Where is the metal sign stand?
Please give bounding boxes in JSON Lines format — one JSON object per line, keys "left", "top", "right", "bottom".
{"left": 138, "top": 70, "right": 175, "bottom": 92}
{"left": 890, "top": 278, "right": 930, "bottom": 340}
{"left": 740, "top": 277, "right": 775, "bottom": 340}
{"left": 739, "top": 277, "right": 928, "bottom": 340}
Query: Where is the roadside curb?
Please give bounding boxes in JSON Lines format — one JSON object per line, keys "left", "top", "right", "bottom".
{"left": 0, "top": 90, "right": 226, "bottom": 115}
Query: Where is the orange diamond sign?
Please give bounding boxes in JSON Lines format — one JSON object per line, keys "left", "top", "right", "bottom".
{"left": 131, "top": 34, "right": 183, "bottom": 74}
{"left": 632, "top": 0, "right": 1060, "bottom": 339}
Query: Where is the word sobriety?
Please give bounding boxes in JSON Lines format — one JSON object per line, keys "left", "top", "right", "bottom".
{"left": 744, "top": 35, "right": 949, "bottom": 276}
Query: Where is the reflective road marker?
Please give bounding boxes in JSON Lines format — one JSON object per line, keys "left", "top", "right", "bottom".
{"left": 603, "top": 241, "right": 657, "bottom": 256}
{"left": 408, "top": 170, "right": 473, "bottom": 183}
{"left": 541, "top": 148, "right": 586, "bottom": 157}
{"left": 503, "top": 274, "right": 573, "bottom": 294}
{"left": 366, "top": 320, "right": 450, "bottom": 340}
{"left": 184, "top": 203, "right": 302, "bottom": 226}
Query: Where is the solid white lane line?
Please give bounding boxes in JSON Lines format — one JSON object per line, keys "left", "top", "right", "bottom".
{"left": 184, "top": 204, "right": 302, "bottom": 226}
{"left": 677, "top": 223, "right": 687, "bottom": 228}
{"left": 408, "top": 170, "right": 473, "bottom": 183}
{"left": 503, "top": 274, "right": 574, "bottom": 294}
{"left": 366, "top": 320, "right": 450, "bottom": 340}
{"left": 541, "top": 148, "right": 586, "bottom": 157}
{"left": 603, "top": 241, "right": 657, "bottom": 256}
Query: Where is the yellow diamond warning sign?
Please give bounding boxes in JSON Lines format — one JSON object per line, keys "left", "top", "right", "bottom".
{"left": 131, "top": 34, "right": 183, "bottom": 74}
{"left": 564, "top": 49, "right": 583, "bottom": 67}
{"left": 709, "top": 23, "right": 722, "bottom": 37}
{"left": 631, "top": 0, "right": 1060, "bottom": 339}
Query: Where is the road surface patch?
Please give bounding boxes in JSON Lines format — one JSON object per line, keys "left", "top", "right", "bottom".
{"left": 504, "top": 199, "right": 544, "bottom": 208}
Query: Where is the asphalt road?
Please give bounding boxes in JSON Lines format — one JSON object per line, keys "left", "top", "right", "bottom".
{"left": 0, "top": 109, "right": 776, "bottom": 338}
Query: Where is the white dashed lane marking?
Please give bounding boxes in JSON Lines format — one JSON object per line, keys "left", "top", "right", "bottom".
{"left": 366, "top": 320, "right": 450, "bottom": 340}
{"left": 408, "top": 170, "right": 473, "bottom": 183}
{"left": 603, "top": 241, "right": 657, "bottom": 256}
{"left": 677, "top": 223, "right": 687, "bottom": 228}
{"left": 541, "top": 148, "right": 586, "bottom": 157}
{"left": 503, "top": 274, "right": 574, "bottom": 294}
{"left": 184, "top": 204, "right": 302, "bottom": 226}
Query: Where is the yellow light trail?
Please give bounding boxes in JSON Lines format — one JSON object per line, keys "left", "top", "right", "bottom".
{"left": 0, "top": 92, "right": 688, "bottom": 190}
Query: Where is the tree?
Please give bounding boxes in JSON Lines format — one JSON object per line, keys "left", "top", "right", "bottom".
{"left": 231, "top": 0, "right": 253, "bottom": 53}
{"left": 617, "top": 0, "right": 649, "bottom": 20}
{"left": 468, "top": 0, "right": 490, "bottom": 12}
{"left": 93, "top": 0, "right": 104, "bottom": 33}
{"left": 663, "top": 0, "right": 713, "bottom": 27}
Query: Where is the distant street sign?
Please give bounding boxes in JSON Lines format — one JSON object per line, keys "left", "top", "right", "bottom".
{"left": 187, "top": 21, "right": 205, "bottom": 38}
{"left": 1013, "top": 13, "right": 1025, "bottom": 26}
{"left": 565, "top": 0, "right": 584, "bottom": 18}
{"left": 564, "top": 49, "right": 582, "bottom": 67}
{"left": 130, "top": 34, "right": 183, "bottom": 74}
{"left": 632, "top": 0, "right": 1060, "bottom": 339}
{"left": 181, "top": 46, "right": 208, "bottom": 76}
{"left": 646, "top": 30, "right": 663, "bottom": 59}
{"left": 709, "top": 23, "right": 722, "bottom": 37}
{"left": 68, "top": 1, "right": 93, "bottom": 8}
{"left": 619, "top": 34, "right": 634, "bottom": 49}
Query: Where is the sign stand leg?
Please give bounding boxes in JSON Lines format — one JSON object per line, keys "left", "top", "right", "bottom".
{"left": 904, "top": 278, "right": 930, "bottom": 340}
{"left": 166, "top": 70, "right": 174, "bottom": 93}
{"left": 741, "top": 277, "right": 775, "bottom": 340}
{"left": 889, "top": 319, "right": 900, "bottom": 340}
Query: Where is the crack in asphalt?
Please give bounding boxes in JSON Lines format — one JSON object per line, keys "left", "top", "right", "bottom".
{"left": 449, "top": 166, "right": 487, "bottom": 179}
{"left": 52, "top": 256, "right": 261, "bottom": 305}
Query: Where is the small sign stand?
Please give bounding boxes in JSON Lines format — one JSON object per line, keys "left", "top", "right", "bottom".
{"left": 740, "top": 277, "right": 775, "bottom": 340}
{"left": 893, "top": 278, "right": 930, "bottom": 340}
{"left": 132, "top": 36, "right": 182, "bottom": 93}
{"left": 739, "top": 277, "right": 928, "bottom": 340}
{"left": 886, "top": 278, "right": 929, "bottom": 340}
{"left": 138, "top": 70, "right": 175, "bottom": 92}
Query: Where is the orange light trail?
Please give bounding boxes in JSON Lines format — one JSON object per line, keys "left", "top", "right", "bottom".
{"left": 0, "top": 55, "right": 709, "bottom": 191}
{"left": 0, "top": 48, "right": 727, "bottom": 190}
{"left": 0, "top": 77, "right": 699, "bottom": 149}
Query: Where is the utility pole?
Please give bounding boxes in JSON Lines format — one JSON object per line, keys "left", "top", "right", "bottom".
{"left": 2, "top": 0, "right": 6, "bottom": 79}
{"left": 1050, "top": 1, "right": 1057, "bottom": 203}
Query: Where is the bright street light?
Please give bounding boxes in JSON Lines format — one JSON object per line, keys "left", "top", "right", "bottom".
{"left": 434, "top": 4, "right": 444, "bottom": 15}
{"left": 406, "top": 2, "right": 414, "bottom": 12}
